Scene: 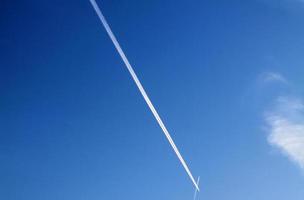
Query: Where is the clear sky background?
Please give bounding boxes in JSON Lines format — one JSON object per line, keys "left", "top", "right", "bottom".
{"left": 1, "top": 0, "right": 304, "bottom": 199}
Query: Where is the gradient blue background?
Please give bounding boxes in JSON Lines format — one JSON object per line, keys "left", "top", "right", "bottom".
{"left": 1, "top": 0, "right": 304, "bottom": 199}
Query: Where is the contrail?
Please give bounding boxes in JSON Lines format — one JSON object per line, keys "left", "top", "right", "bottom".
{"left": 89, "top": 0, "right": 199, "bottom": 191}
{"left": 193, "top": 176, "right": 200, "bottom": 200}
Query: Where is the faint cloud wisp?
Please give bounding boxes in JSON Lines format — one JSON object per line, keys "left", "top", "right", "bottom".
{"left": 261, "top": 72, "right": 287, "bottom": 84}
{"left": 265, "top": 96, "right": 304, "bottom": 170}
{"left": 260, "top": 72, "right": 304, "bottom": 170}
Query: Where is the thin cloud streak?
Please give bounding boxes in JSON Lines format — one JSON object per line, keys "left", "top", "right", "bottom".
{"left": 262, "top": 72, "right": 287, "bottom": 83}
{"left": 89, "top": 0, "right": 199, "bottom": 191}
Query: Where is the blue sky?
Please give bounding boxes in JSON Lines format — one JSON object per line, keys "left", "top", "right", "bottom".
{"left": 1, "top": 0, "right": 304, "bottom": 199}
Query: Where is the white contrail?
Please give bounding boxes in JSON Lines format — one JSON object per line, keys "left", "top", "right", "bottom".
{"left": 193, "top": 176, "right": 200, "bottom": 200}
{"left": 89, "top": 0, "right": 199, "bottom": 191}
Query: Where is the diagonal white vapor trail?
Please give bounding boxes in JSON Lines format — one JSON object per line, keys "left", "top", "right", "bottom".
{"left": 89, "top": 0, "right": 199, "bottom": 191}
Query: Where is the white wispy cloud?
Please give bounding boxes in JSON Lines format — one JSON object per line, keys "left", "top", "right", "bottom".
{"left": 261, "top": 72, "right": 287, "bottom": 83}
{"left": 265, "top": 96, "right": 304, "bottom": 169}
